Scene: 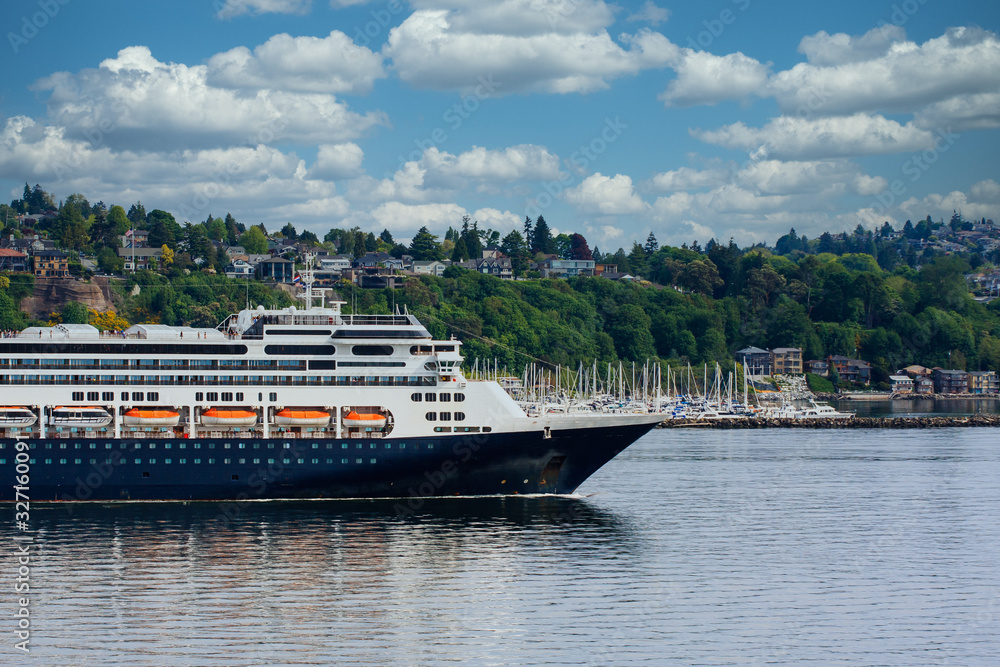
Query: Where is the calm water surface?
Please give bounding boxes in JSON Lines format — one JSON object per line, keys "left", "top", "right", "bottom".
{"left": 3, "top": 427, "right": 999, "bottom": 666}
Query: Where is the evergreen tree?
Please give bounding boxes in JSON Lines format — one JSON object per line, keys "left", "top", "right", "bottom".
{"left": 353, "top": 229, "right": 367, "bottom": 258}
{"left": 451, "top": 237, "right": 469, "bottom": 262}
{"left": 522, "top": 216, "right": 534, "bottom": 252}
{"left": 127, "top": 202, "right": 146, "bottom": 226}
{"left": 644, "top": 232, "right": 658, "bottom": 255}
{"left": 627, "top": 242, "right": 648, "bottom": 276}
{"left": 147, "top": 210, "right": 180, "bottom": 248}
{"left": 225, "top": 213, "right": 240, "bottom": 245}
{"left": 409, "top": 226, "right": 443, "bottom": 261}
{"left": 280, "top": 222, "right": 298, "bottom": 240}
{"left": 379, "top": 229, "right": 394, "bottom": 245}
{"left": 532, "top": 215, "right": 553, "bottom": 254}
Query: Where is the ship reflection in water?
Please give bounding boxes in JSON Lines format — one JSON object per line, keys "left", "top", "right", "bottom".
{"left": 11, "top": 497, "right": 643, "bottom": 665}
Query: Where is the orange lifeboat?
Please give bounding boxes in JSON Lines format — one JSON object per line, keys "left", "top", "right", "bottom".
{"left": 201, "top": 408, "right": 258, "bottom": 426}
{"left": 274, "top": 409, "right": 331, "bottom": 427}
{"left": 342, "top": 411, "right": 387, "bottom": 429}
{"left": 123, "top": 408, "right": 180, "bottom": 426}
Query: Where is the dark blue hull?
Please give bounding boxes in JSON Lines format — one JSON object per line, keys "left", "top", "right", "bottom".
{"left": 0, "top": 422, "right": 658, "bottom": 503}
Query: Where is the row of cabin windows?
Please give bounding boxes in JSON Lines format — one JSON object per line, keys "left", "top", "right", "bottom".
{"left": 12, "top": 457, "right": 407, "bottom": 466}
{"left": 10, "top": 441, "right": 435, "bottom": 451}
{"left": 411, "top": 392, "right": 465, "bottom": 402}
{"left": 434, "top": 426, "right": 491, "bottom": 433}
{"left": 424, "top": 412, "right": 465, "bottom": 422}
{"left": 1, "top": 345, "right": 458, "bottom": 369}
{"left": 194, "top": 392, "right": 245, "bottom": 402}
{"left": 1, "top": 375, "right": 437, "bottom": 387}
{"left": 72, "top": 391, "right": 160, "bottom": 402}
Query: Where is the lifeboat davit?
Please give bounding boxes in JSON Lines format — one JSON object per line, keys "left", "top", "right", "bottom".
{"left": 274, "top": 409, "right": 331, "bottom": 427}
{"left": 0, "top": 407, "right": 37, "bottom": 427}
{"left": 51, "top": 406, "right": 112, "bottom": 428}
{"left": 342, "top": 411, "right": 387, "bottom": 429}
{"left": 201, "top": 408, "right": 258, "bottom": 426}
{"left": 123, "top": 408, "right": 181, "bottom": 426}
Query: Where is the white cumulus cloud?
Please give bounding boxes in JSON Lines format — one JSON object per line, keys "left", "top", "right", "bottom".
{"left": 33, "top": 46, "right": 387, "bottom": 151}
{"left": 207, "top": 31, "right": 386, "bottom": 95}
{"left": 216, "top": 0, "right": 312, "bottom": 19}
{"left": 692, "top": 113, "right": 934, "bottom": 160}
{"left": 564, "top": 173, "right": 649, "bottom": 215}
{"left": 384, "top": 8, "right": 677, "bottom": 94}
{"left": 660, "top": 50, "right": 770, "bottom": 107}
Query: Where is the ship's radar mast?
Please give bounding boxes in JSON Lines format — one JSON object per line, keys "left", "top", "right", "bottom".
{"left": 298, "top": 253, "right": 331, "bottom": 311}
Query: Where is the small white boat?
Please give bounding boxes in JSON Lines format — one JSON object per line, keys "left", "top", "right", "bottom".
{"left": 797, "top": 401, "right": 854, "bottom": 420}
{"left": 51, "top": 406, "right": 112, "bottom": 428}
{"left": 123, "top": 408, "right": 181, "bottom": 426}
{"left": 274, "top": 409, "right": 331, "bottom": 427}
{"left": 0, "top": 407, "right": 37, "bottom": 427}
{"left": 201, "top": 408, "right": 257, "bottom": 426}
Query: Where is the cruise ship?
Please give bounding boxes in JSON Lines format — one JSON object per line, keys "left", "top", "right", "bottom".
{"left": 0, "top": 279, "right": 663, "bottom": 502}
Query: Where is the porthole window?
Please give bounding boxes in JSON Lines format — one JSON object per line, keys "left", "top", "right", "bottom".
{"left": 411, "top": 392, "right": 422, "bottom": 402}
{"left": 454, "top": 393, "right": 465, "bottom": 402}
{"left": 425, "top": 412, "right": 437, "bottom": 421}
{"left": 440, "top": 412, "right": 451, "bottom": 421}
{"left": 439, "top": 393, "right": 451, "bottom": 403}
{"left": 424, "top": 393, "right": 436, "bottom": 402}
{"left": 454, "top": 412, "right": 465, "bottom": 421}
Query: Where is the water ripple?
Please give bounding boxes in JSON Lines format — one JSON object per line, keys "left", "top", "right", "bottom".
{"left": 1, "top": 428, "right": 998, "bottom": 665}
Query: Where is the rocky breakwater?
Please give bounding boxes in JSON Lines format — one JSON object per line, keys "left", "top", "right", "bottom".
{"left": 662, "top": 415, "right": 1000, "bottom": 429}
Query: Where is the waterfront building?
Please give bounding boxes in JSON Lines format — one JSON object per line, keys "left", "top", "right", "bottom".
{"left": 967, "top": 370, "right": 999, "bottom": 394}
{"left": 736, "top": 347, "right": 773, "bottom": 377}
{"left": 771, "top": 348, "right": 803, "bottom": 374}
{"left": 933, "top": 369, "right": 969, "bottom": 394}
{"left": 889, "top": 375, "right": 914, "bottom": 393}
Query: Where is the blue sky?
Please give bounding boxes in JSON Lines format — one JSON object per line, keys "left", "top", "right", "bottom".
{"left": 1, "top": 0, "right": 998, "bottom": 251}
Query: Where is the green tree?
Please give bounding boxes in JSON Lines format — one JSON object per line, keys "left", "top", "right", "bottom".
{"left": 644, "top": 232, "right": 658, "bottom": 255}
{"left": 97, "top": 246, "right": 124, "bottom": 274}
{"left": 240, "top": 226, "right": 268, "bottom": 254}
{"left": 409, "top": 226, "right": 443, "bottom": 261}
{"left": 501, "top": 230, "right": 530, "bottom": 277}
{"left": 532, "top": 216, "right": 553, "bottom": 254}
{"left": 606, "top": 304, "right": 655, "bottom": 361}
{"left": 627, "top": 242, "right": 648, "bottom": 277}
{"left": 127, "top": 202, "right": 146, "bottom": 225}
{"left": 451, "top": 237, "right": 469, "bottom": 262}
{"left": 147, "top": 210, "right": 181, "bottom": 248}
